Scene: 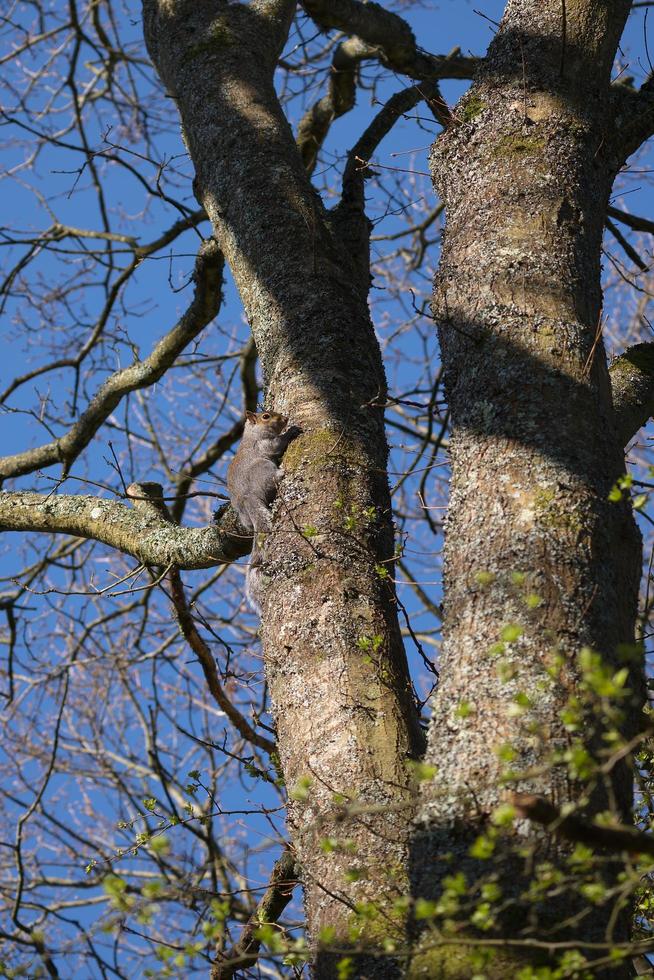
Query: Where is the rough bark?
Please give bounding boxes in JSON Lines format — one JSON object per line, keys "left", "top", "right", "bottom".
{"left": 413, "top": 2, "right": 645, "bottom": 976}
{"left": 141, "top": 1, "right": 424, "bottom": 966}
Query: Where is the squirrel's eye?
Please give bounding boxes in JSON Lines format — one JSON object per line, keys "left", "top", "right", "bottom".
{"left": 262, "top": 413, "right": 270, "bottom": 420}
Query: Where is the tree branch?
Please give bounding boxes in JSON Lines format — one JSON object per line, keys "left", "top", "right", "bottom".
{"left": 605, "top": 217, "right": 649, "bottom": 271}
{"left": 297, "top": 36, "right": 372, "bottom": 174}
{"left": 343, "top": 79, "right": 453, "bottom": 193}
{"left": 301, "top": 0, "right": 479, "bottom": 81}
{"left": 0, "top": 237, "right": 223, "bottom": 481}
{"left": 608, "top": 205, "right": 654, "bottom": 236}
{"left": 126, "top": 481, "right": 275, "bottom": 754}
{"left": 211, "top": 849, "right": 298, "bottom": 980}
{"left": 251, "top": 0, "right": 296, "bottom": 61}
{"left": 0, "top": 489, "right": 249, "bottom": 569}
{"left": 512, "top": 793, "right": 654, "bottom": 857}
{"left": 169, "top": 565, "right": 275, "bottom": 754}
{"left": 0, "top": 207, "right": 209, "bottom": 409}
{"left": 170, "top": 336, "right": 258, "bottom": 524}
{"left": 611, "top": 85, "right": 654, "bottom": 163}
{"left": 609, "top": 342, "right": 654, "bottom": 447}
{"left": 329, "top": 79, "right": 451, "bottom": 294}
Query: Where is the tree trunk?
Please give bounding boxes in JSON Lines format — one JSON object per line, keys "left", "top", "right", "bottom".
{"left": 413, "top": 3, "right": 644, "bottom": 976}
{"left": 142, "top": 1, "right": 423, "bottom": 967}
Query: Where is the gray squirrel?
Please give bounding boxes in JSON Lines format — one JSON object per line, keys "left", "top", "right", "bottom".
{"left": 227, "top": 410, "right": 301, "bottom": 611}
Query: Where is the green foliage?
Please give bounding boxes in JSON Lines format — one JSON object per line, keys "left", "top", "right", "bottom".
{"left": 289, "top": 774, "right": 313, "bottom": 801}
{"left": 103, "top": 875, "right": 135, "bottom": 914}
{"left": 469, "top": 832, "right": 496, "bottom": 859}
{"left": 344, "top": 866, "right": 368, "bottom": 883}
{"left": 356, "top": 634, "right": 384, "bottom": 652}
{"left": 254, "top": 923, "right": 285, "bottom": 954}
{"left": 318, "top": 925, "right": 337, "bottom": 945}
{"left": 507, "top": 691, "right": 533, "bottom": 717}
{"left": 459, "top": 92, "right": 486, "bottom": 122}
{"left": 500, "top": 623, "right": 523, "bottom": 643}
{"left": 578, "top": 646, "right": 630, "bottom": 700}
{"left": 490, "top": 804, "right": 516, "bottom": 828}
{"left": 608, "top": 472, "right": 633, "bottom": 502}
{"left": 414, "top": 897, "right": 439, "bottom": 920}
{"left": 455, "top": 700, "right": 475, "bottom": 719}
{"left": 406, "top": 759, "right": 438, "bottom": 782}
{"left": 336, "top": 957, "right": 355, "bottom": 979}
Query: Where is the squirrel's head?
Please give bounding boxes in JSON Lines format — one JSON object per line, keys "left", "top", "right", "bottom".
{"left": 245, "top": 410, "right": 288, "bottom": 434}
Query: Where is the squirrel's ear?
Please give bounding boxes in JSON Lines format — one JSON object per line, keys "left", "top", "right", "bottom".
{"left": 245, "top": 411, "right": 257, "bottom": 424}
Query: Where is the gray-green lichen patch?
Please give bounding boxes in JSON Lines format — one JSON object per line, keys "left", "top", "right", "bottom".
{"left": 533, "top": 487, "right": 583, "bottom": 534}
{"left": 491, "top": 133, "right": 546, "bottom": 158}
{"left": 458, "top": 92, "right": 486, "bottom": 123}
{"left": 282, "top": 428, "right": 363, "bottom": 473}
{"left": 182, "top": 16, "right": 234, "bottom": 63}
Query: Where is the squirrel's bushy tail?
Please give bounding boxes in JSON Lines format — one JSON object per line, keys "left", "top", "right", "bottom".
{"left": 245, "top": 532, "right": 266, "bottom": 614}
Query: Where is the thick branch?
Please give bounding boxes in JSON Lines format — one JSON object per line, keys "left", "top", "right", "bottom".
{"left": 211, "top": 849, "right": 298, "bottom": 980}
{"left": 607, "top": 206, "right": 654, "bottom": 236}
{"left": 330, "top": 80, "right": 450, "bottom": 293}
{"left": 251, "top": 0, "right": 297, "bottom": 60}
{"left": 611, "top": 85, "right": 654, "bottom": 163}
{"left": 297, "top": 36, "right": 371, "bottom": 174}
{"left": 609, "top": 342, "right": 654, "bottom": 447}
{"left": 605, "top": 217, "right": 648, "bottom": 270}
{"left": 0, "top": 238, "right": 223, "bottom": 481}
{"left": 301, "top": 0, "right": 478, "bottom": 81}
{"left": 512, "top": 793, "right": 654, "bottom": 857}
{"left": 0, "top": 490, "right": 249, "bottom": 569}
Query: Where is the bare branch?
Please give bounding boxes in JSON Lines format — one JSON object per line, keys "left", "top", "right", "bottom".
{"left": 605, "top": 217, "right": 649, "bottom": 271}
{"left": 169, "top": 567, "right": 275, "bottom": 754}
{"left": 0, "top": 238, "right": 223, "bottom": 481}
{"left": 301, "top": 0, "right": 479, "bottom": 81}
{"left": 211, "top": 849, "right": 298, "bottom": 980}
{"left": 127, "top": 481, "right": 274, "bottom": 753}
{"left": 343, "top": 80, "right": 452, "bottom": 195}
{"left": 512, "top": 793, "right": 654, "bottom": 857}
{"left": 170, "top": 337, "right": 258, "bottom": 523}
{"left": 0, "top": 490, "right": 249, "bottom": 569}
{"left": 607, "top": 205, "right": 654, "bottom": 236}
{"left": 330, "top": 79, "right": 450, "bottom": 292}
{"left": 297, "top": 36, "right": 371, "bottom": 174}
